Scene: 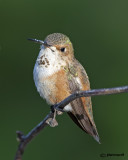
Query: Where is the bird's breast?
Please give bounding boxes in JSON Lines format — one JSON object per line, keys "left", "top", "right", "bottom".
{"left": 33, "top": 62, "right": 71, "bottom": 105}
{"left": 33, "top": 47, "right": 69, "bottom": 104}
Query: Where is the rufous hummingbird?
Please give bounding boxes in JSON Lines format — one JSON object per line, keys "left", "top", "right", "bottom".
{"left": 28, "top": 33, "right": 100, "bottom": 143}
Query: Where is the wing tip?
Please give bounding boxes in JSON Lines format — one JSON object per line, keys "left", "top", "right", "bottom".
{"left": 93, "top": 135, "right": 101, "bottom": 144}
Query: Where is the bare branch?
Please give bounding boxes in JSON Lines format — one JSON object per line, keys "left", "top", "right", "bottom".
{"left": 14, "top": 85, "right": 128, "bottom": 160}
{"left": 14, "top": 112, "right": 54, "bottom": 160}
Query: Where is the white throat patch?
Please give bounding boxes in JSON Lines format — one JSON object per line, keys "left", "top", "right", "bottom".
{"left": 34, "top": 46, "right": 66, "bottom": 77}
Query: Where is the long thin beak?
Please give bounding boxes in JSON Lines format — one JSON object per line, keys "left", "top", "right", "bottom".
{"left": 28, "top": 38, "right": 50, "bottom": 47}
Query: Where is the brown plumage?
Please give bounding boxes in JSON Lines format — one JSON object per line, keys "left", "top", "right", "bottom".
{"left": 33, "top": 33, "right": 100, "bottom": 143}
{"left": 66, "top": 60, "right": 100, "bottom": 143}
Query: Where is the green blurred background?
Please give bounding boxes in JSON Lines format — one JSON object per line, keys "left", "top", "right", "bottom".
{"left": 0, "top": 0, "right": 128, "bottom": 159}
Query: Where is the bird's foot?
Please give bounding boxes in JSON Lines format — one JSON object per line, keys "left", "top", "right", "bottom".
{"left": 51, "top": 104, "right": 64, "bottom": 115}
{"left": 56, "top": 111, "right": 63, "bottom": 115}
{"left": 46, "top": 106, "right": 59, "bottom": 127}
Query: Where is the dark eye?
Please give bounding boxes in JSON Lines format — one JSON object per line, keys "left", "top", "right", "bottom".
{"left": 60, "top": 47, "right": 65, "bottom": 52}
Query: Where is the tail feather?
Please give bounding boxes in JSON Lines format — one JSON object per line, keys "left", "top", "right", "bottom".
{"left": 68, "top": 111, "right": 100, "bottom": 143}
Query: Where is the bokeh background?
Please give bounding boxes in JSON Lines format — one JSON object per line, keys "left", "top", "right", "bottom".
{"left": 0, "top": 0, "right": 128, "bottom": 159}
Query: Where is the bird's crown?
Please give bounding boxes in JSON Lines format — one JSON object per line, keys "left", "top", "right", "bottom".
{"left": 44, "top": 33, "right": 71, "bottom": 46}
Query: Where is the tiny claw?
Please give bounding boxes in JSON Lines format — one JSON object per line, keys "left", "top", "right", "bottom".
{"left": 56, "top": 111, "right": 63, "bottom": 115}
{"left": 51, "top": 104, "right": 64, "bottom": 113}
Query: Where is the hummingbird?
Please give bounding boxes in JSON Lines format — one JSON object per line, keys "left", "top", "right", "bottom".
{"left": 29, "top": 33, "right": 100, "bottom": 143}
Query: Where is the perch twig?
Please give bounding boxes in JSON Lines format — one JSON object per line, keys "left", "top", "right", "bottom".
{"left": 14, "top": 85, "right": 128, "bottom": 160}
